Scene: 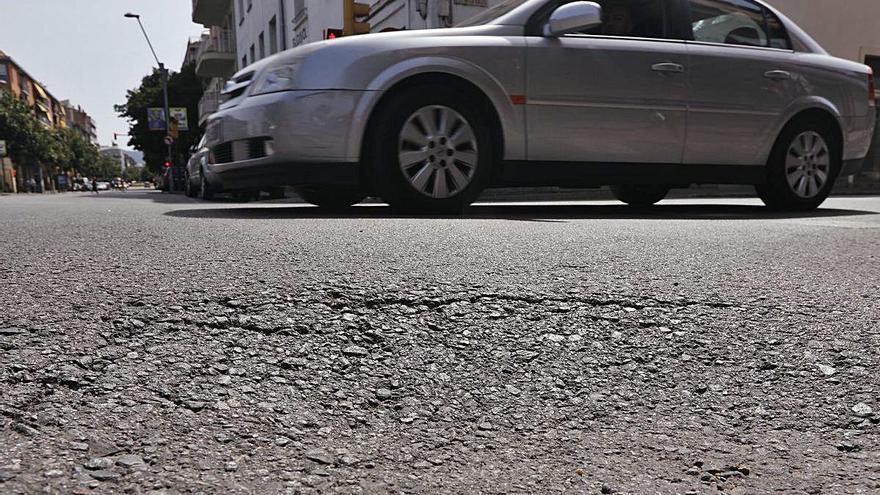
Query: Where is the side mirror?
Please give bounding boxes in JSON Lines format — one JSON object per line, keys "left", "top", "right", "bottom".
{"left": 547, "top": 1, "right": 603, "bottom": 36}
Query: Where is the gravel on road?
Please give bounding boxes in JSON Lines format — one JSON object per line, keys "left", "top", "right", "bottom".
{"left": 1, "top": 191, "right": 879, "bottom": 494}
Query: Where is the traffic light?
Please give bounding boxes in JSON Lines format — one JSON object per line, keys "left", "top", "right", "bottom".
{"left": 343, "top": 0, "right": 370, "bottom": 36}
{"left": 324, "top": 28, "right": 344, "bottom": 40}
{"left": 169, "top": 117, "right": 180, "bottom": 140}
{"left": 163, "top": 161, "right": 171, "bottom": 168}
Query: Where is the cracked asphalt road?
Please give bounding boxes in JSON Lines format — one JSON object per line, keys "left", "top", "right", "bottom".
{"left": 1, "top": 190, "right": 879, "bottom": 494}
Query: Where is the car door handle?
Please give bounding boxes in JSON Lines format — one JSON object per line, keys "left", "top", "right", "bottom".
{"left": 651, "top": 62, "right": 684, "bottom": 73}
{"left": 764, "top": 70, "right": 791, "bottom": 80}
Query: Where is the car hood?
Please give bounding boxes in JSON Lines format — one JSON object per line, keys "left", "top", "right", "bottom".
{"left": 230, "top": 24, "right": 520, "bottom": 81}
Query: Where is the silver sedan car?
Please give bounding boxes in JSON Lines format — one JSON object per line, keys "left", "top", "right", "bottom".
{"left": 204, "top": 0, "right": 876, "bottom": 211}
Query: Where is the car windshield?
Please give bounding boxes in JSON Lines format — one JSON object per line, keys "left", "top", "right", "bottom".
{"left": 456, "top": 0, "right": 532, "bottom": 27}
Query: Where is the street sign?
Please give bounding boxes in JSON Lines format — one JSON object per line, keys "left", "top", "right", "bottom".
{"left": 148, "top": 108, "right": 189, "bottom": 131}
{"left": 148, "top": 108, "right": 166, "bottom": 131}
{"left": 170, "top": 108, "right": 189, "bottom": 131}
{"left": 0, "top": 140, "right": 6, "bottom": 157}
{"left": 164, "top": 135, "right": 174, "bottom": 145}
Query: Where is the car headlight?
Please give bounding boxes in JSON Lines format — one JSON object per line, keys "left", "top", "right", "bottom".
{"left": 251, "top": 64, "right": 300, "bottom": 96}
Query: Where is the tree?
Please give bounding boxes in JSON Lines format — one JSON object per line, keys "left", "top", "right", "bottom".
{"left": 115, "top": 63, "right": 204, "bottom": 174}
{"left": 54, "top": 127, "right": 100, "bottom": 176}
{"left": 0, "top": 92, "right": 48, "bottom": 168}
{"left": 89, "top": 154, "right": 122, "bottom": 179}
{"left": 120, "top": 165, "right": 140, "bottom": 182}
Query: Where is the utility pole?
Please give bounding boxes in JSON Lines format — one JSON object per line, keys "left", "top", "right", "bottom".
{"left": 159, "top": 63, "right": 173, "bottom": 190}
{"left": 125, "top": 12, "right": 176, "bottom": 192}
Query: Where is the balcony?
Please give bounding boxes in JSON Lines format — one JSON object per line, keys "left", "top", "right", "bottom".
{"left": 198, "top": 86, "right": 221, "bottom": 125}
{"left": 196, "top": 28, "right": 236, "bottom": 79}
{"left": 192, "top": 0, "right": 230, "bottom": 27}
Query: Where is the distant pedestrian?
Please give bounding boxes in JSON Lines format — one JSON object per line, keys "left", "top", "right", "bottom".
{"left": 26, "top": 177, "right": 36, "bottom": 193}
{"left": 91, "top": 177, "right": 99, "bottom": 195}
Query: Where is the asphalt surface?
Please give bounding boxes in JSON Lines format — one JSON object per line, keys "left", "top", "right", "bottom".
{"left": 1, "top": 189, "right": 879, "bottom": 494}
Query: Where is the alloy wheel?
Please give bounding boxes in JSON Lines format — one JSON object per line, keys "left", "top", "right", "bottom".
{"left": 786, "top": 131, "right": 830, "bottom": 199}
{"left": 397, "top": 105, "right": 478, "bottom": 199}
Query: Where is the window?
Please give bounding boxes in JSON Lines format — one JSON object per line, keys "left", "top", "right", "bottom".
{"left": 259, "top": 32, "right": 266, "bottom": 60}
{"left": 249, "top": 44, "right": 256, "bottom": 64}
{"left": 242, "top": 55, "right": 247, "bottom": 69}
{"left": 247, "top": 0, "right": 252, "bottom": 12}
{"left": 577, "top": 0, "right": 667, "bottom": 38}
{"left": 19, "top": 78, "right": 29, "bottom": 96}
{"left": 269, "top": 17, "right": 278, "bottom": 55}
{"left": 866, "top": 55, "right": 880, "bottom": 100}
{"left": 0, "top": 64, "right": 8, "bottom": 84}
{"left": 687, "top": 0, "right": 790, "bottom": 49}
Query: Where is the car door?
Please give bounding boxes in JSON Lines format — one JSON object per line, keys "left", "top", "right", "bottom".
{"left": 525, "top": 0, "right": 689, "bottom": 164}
{"left": 678, "top": 0, "right": 797, "bottom": 165}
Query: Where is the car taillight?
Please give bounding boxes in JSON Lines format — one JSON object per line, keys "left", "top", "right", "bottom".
{"left": 869, "top": 70, "right": 876, "bottom": 107}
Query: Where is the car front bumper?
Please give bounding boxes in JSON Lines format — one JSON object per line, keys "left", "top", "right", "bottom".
{"left": 204, "top": 89, "right": 375, "bottom": 191}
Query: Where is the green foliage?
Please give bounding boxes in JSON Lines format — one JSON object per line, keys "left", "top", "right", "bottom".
{"left": 0, "top": 91, "right": 48, "bottom": 166}
{"left": 122, "top": 165, "right": 145, "bottom": 182}
{"left": 0, "top": 93, "right": 107, "bottom": 178}
{"left": 115, "top": 63, "right": 204, "bottom": 174}
{"left": 54, "top": 127, "right": 101, "bottom": 174}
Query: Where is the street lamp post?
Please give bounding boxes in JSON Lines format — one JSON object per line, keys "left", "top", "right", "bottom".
{"left": 124, "top": 12, "right": 175, "bottom": 192}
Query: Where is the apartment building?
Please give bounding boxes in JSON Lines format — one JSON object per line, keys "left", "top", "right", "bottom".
{"left": 236, "top": 1, "right": 502, "bottom": 59}
{"left": 62, "top": 100, "right": 98, "bottom": 145}
{"left": 100, "top": 146, "right": 142, "bottom": 171}
{"left": 192, "top": 0, "right": 238, "bottom": 126}
{"left": 368, "top": 0, "right": 503, "bottom": 32}
{"left": 0, "top": 50, "right": 93, "bottom": 191}
{"left": 0, "top": 50, "right": 65, "bottom": 129}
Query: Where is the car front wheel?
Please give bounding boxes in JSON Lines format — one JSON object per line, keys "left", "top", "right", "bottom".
{"left": 198, "top": 171, "right": 213, "bottom": 201}
{"left": 610, "top": 185, "right": 670, "bottom": 206}
{"left": 756, "top": 118, "right": 839, "bottom": 211}
{"left": 370, "top": 86, "right": 494, "bottom": 213}
{"left": 185, "top": 172, "right": 196, "bottom": 197}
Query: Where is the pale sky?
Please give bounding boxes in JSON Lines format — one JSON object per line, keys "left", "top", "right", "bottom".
{"left": 0, "top": 0, "right": 206, "bottom": 149}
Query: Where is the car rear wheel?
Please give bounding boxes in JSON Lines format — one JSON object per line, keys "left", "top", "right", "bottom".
{"left": 370, "top": 86, "right": 494, "bottom": 213}
{"left": 610, "top": 185, "right": 670, "bottom": 206}
{"left": 756, "top": 118, "right": 839, "bottom": 211}
{"left": 296, "top": 186, "right": 365, "bottom": 210}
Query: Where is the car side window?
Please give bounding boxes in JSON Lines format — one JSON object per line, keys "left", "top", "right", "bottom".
{"left": 686, "top": 0, "right": 790, "bottom": 49}
{"left": 582, "top": 0, "right": 666, "bottom": 38}
{"left": 574, "top": 0, "right": 668, "bottom": 39}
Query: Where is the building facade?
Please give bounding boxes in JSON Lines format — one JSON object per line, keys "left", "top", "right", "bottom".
{"left": 190, "top": 0, "right": 501, "bottom": 130}
{"left": 192, "top": 0, "right": 238, "bottom": 126}
{"left": 367, "top": 0, "right": 502, "bottom": 32}
{"left": 232, "top": 1, "right": 502, "bottom": 64}
{"left": 100, "top": 146, "right": 142, "bottom": 171}
{"left": 0, "top": 50, "right": 94, "bottom": 192}
{"left": 62, "top": 100, "right": 98, "bottom": 145}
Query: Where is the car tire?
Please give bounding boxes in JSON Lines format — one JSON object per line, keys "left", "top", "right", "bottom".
{"left": 369, "top": 85, "right": 494, "bottom": 213}
{"left": 296, "top": 186, "right": 365, "bottom": 210}
{"left": 198, "top": 171, "right": 213, "bottom": 201}
{"left": 756, "top": 117, "right": 840, "bottom": 211}
{"left": 610, "top": 185, "right": 670, "bottom": 206}
{"left": 184, "top": 172, "right": 196, "bottom": 197}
